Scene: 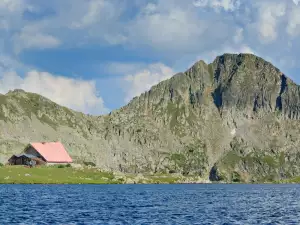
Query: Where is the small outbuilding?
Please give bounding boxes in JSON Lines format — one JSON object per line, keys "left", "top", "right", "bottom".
{"left": 8, "top": 153, "right": 46, "bottom": 166}
{"left": 8, "top": 142, "right": 72, "bottom": 166}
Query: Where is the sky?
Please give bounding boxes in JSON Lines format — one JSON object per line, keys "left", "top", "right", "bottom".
{"left": 0, "top": 0, "right": 300, "bottom": 115}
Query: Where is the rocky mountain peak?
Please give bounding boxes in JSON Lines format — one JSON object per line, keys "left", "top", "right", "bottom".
{"left": 6, "top": 89, "right": 27, "bottom": 95}
{"left": 123, "top": 53, "right": 292, "bottom": 116}
{"left": 1, "top": 53, "right": 300, "bottom": 183}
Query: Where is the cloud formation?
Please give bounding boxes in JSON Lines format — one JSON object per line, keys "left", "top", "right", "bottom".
{"left": 13, "top": 30, "right": 61, "bottom": 53}
{"left": 287, "top": 6, "right": 300, "bottom": 37}
{"left": 193, "top": 0, "right": 241, "bottom": 12}
{"left": 0, "top": 69, "right": 109, "bottom": 115}
{"left": 256, "top": 1, "right": 286, "bottom": 42}
{"left": 1, "top": 0, "right": 298, "bottom": 60}
{"left": 122, "top": 63, "right": 175, "bottom": 103}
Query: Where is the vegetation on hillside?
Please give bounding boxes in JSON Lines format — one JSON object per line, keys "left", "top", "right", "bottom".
{"left": 0, "top": 166, "right": 117, "bottom": 184}
{"left": 0, "top": 165, "right": 210, "bottom": 184}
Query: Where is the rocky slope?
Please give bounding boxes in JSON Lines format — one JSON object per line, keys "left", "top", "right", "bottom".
{"left": 1, "top": 53, "right": 300, "bottom": 183}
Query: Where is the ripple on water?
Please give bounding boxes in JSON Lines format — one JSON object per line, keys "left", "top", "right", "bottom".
{"left": 1, "top": 184, "right": 300, "bottom": 224}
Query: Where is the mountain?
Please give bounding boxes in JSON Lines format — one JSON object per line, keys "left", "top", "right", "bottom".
{"left": 1, "top": 53, "right": 300, "bottom": 183}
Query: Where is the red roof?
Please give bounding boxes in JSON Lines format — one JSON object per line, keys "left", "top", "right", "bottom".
{"left": 30, "top": 142, "right": 72, "bottom": 163}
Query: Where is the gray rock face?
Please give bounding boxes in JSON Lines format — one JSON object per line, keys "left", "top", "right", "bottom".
{"left": 1, "top": 53, "right": 300, "bottom": 182}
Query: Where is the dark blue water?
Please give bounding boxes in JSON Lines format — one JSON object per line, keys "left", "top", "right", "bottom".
{"left": 0, "top": 184, "right": 299, "bottom": 224}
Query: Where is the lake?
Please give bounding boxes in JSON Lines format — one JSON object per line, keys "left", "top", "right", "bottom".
{"left": 0, "top": 184, "right": 299, "bottom": 224}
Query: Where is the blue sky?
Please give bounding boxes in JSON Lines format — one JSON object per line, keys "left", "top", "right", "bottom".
{"left": 0, "top": 0, "right": 300, "bottom": 114}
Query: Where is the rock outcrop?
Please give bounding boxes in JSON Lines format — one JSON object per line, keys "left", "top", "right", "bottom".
{"left": 1, "top": 53, "right": 300, "bottom": 182}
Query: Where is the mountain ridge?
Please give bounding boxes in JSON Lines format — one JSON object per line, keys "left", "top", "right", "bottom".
{"left": 1, "top": 53, "right": 300, "bottom": 183}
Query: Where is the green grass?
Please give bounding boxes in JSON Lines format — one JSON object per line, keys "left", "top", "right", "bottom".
{"left": 3, "top": 165, "right": 299, "bottom": 184}
{"left": 281, "top": 176, "right": 300, "bottom": 183}
{"left": 279, "top": 152, "right": 285, "bottom": 165}
{"left": 221, "top": 151, "right": 241, "bottom": 169}
{"left": 0, "top": 166, "right": 119, "bottom": 184}
{"left": 145, "top": 174, "right": 181, "bottom": 184}
{"left": 39, "top": 114, "right": 58, "bottom": 130}
{"left": 262, "top": 155, "right": 277, "bottom": 167}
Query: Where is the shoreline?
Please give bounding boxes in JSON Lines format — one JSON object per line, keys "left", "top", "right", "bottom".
{"left": 0, "top": 165, "right": 296, "bottom": 185}
{"left": 0, "top": 181, "right": 280, "bottom": 185}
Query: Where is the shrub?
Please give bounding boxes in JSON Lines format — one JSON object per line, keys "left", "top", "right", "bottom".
{"left": 83, "top": 161, "right": 96, "bottom": 167}
{"left": 232, "top": 171, "right": 241, "bottom": 182}
{"left": 57, "top": 163, "right": 72, "bottom": 168}
{"left": 169, "top": 169, "right": 176, "bottom": 174}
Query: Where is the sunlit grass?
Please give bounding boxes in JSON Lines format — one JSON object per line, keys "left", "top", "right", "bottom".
{"left": 0, "top": 165, "right": 119, "bottom": 184}
{"left": 0, "top": 166, "right": 210, "bottom": 184}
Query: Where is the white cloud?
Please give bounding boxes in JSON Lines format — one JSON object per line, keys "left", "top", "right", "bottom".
{"left": 70, "top": 0, "right": 117, "bottom": 29}
{"left": 128, "top": 1, "right": 232, "bottom": 54}
{"left": 0, "top": 0, "right": 29, "bottom": 31}
{"left": 292, "top": 0, "right": 300, "bottom": 5}
{"left": 0, "top": 55, "right": 28, "bottom": 70}
{"left": 233, "top": 28, "right": 244, "bottom": 43}
{"left": 193, "top": 0, "right": 241, "bottom": 12}
{"left": 0, "top": 0, "right": 24, "bottom": 12}
{"left": 130, "top": 7, "right": 203, "bottom": 51}
{"left": 0, "top": 0, "right": 298, "bottom": 56}
{"left": 13, "top": 26, "right": 61, "bottom": 53}
{"left": 287, "top": 7, "right": 300, "bottom": 37}
{"left": 80, "top": 0, "right": 105, "bottom": 27}
{"left": 0, "top": 0, "right": 256, "bottom": 57}
{"left": 2, "top": 0, "right": 124, "bottom": 53}
{"left": 122, "top": 63, "right": 175, "bottom": 103}
{"left": 66, "top": 0, "right": 127, "bottom": 45}
{"left": 256, "top": 2, "right": 286, "bottom": 42}
{"left": 0, "top": 70, "right": 109, "bottom": 115}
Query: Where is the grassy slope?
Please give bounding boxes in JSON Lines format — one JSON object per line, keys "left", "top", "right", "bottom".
{"left": 0, "top": 166, "right": 118, "bottom": 184}
{"left": 2, "top": 165, "right": 300, "bottom": 184}
{"left": 0, "top": 166, "right": 209, "bottom": 184}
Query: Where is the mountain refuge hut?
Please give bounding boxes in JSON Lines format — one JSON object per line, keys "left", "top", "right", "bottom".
{"left": 8, "top": 142, "right": 73, "bottom": 166}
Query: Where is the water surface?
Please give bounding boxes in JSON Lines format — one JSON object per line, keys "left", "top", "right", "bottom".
{"left": 0, "top": 184, "right": 299, "bottom": 224}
